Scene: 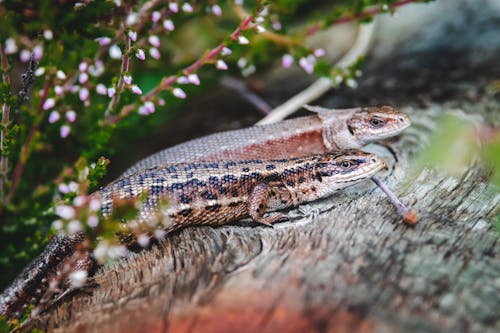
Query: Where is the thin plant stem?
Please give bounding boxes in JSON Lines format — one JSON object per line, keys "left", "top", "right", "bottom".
{"left": 0, "top": 43, "right": 11, "bottom": 206}
{"left": 104, "top": 35, "right": 131, "bottom": 118}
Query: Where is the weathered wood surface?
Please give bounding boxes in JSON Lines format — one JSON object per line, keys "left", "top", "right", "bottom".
{"left": 29, "top": 1, "right": 500, "bottom": 332}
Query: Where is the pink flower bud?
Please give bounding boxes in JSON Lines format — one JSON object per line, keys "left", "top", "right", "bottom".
{"left": 176, "top": 76, "right": 189, "bottom": 84}
{"left": 211, "top": 4, "right": 222, "bottom": 16}
{"left": 148, "top": 35, "right": 160, "bottom": 47}
{"left": 238, "top": 36, "right": 249, "bottom": 45}
{"left": 131, "top": 85, "right": 142, "bottom": 95}
{"left": 19, "top": 50, "right": 31, "bottom": 63}
{"left": 182, "top": 2, "right": 193, "bottom": 12}
{"left": 135, "top": 49, "right": 146, "bottom": 61}
{"left": 314, "top": 48, "right": 326, "bottom": 57}
{"left": 54, "top": 85, "right": 64, "bottom": 96}
{"left": 123, "top": 74, "right": 132, "bottom": 85}
{"left": 60, "top": 125, "right": 71, "bottom": 138}
{"left": 43, "top": 98, "right": 55, "bottom": 110}
{"left": 56, "top": 70, "right": 67, "bottom": 80}
{"left": 109, "top": 45, "right": 122, "bottom": 59}
{"left": 169, "top": 2, "right": 178, "bottom": 13}
{"left": 33, "top": 45, "right": 43, "bottom": 61}
{"left": 79, "top": 87, "right": 89, "bottom": 101}
{"left": 79, "top": 61, "right": 88, "bottom": 72}
{"left": 221, "top": 47, "right": 232, "bottom": 56}
{"left": 172, "top": 87, "right": 186, "bottom": 99}
{"left": 299, "top": 57, "right": 314, "bottom": 74}
{"left": 128, "top": 30, "right": 137, "bottom": 42}
{"left": 152, "top": 11, "right": 161, "bottom": 22}
{"left": 149, "top": 47, "right": 160, "bottom": 59}
{"left": 48, "top": 111, "right": 60, "bottom": 123}
{"left": 188, "top": 74, "right": 200, "bottom": 85}
{"left": 66, "top": 110, "right": 77, "bottom": 122}
{"left": 96, "top": 83, "right": 107, "bottom": 95}
{"left": 107, "top": 87, "right": 116, "bottom": 98}
{"left": 163, "top": 19, "right": 175, "bottom": 31}
{"left": 282, "top": 54, "right": 293, "bottom": 68}
{"left": 95, "top": 37, "right": 111, "bottom": 46}
{"left": 78, "top": 72, "right": 89, "bottom": 84}
{"left": 216, "top": 59, "right": 228, "bottom": 70}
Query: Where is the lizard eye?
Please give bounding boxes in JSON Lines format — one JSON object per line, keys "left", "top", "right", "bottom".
{"left": 340, "top": 160, "right": 354, "bottom": 170}
{"left": 369, "top": 117, "right": 385, "bottom": 128}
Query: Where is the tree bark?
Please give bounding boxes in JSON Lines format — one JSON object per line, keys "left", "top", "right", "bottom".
{"left": 27, "top": 1, "right": 500, "bottom": 332}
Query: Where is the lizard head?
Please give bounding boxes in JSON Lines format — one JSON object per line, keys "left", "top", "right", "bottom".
{"left": 314, "top": 150, "right": 386, "bottom": 191}
{"left": 347, "top": 106, "right": 411, "bottom": 143}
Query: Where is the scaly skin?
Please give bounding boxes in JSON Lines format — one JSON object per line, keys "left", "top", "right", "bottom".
{"left": 0, "top": 105, "right": 409, "bottom": 319}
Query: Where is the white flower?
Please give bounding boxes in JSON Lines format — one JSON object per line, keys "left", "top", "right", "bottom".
{"left": 143, "top": 101, "right": 155, "bottom": 114}
{"left": 152, "top": 11, "right": 161, "bottom": 22}
{"left": 148, "top": 35, "right": 160, "bottom": 47}
{"left": 109, "top": 44, "right": 122, "bottom": 59}
{"left": 87, "top": 215, "right": 99, "bottom": 228}
{"left": 73, "top": 195, "right": 85, "bottom": 206}
{"left": 299, "top": 57, "right": 314, "bottom": 74}
{"left": 188, "top": 74, "right": 200, "bottom": 85}
{"left": 88, "top": 60, "right": 104, "bottom": 77}
{"left": 123, "top": 74, "right": 132, "bottom": 85}
{"left": 181, "top": 2, "right": 193, "bottom": 12}
{"left": 135, "top": 48, "right": 146, "bottom": 60}
{"left": 211, "top": 4, "right": 222, "bottom": 16}
{"left": 49, "top": 111, "right": 60, "bottom": 123}
{"left": 78, "top": 61, "right": 88, "bottom": 72}
{"left": 78, "top": 72, "right": 89, "bottom": 84}
{"left": 56, "top": 205, "right": 75, "bottom": 219}
{"left": 216, "top": 59, "right": 228, "bottom": 70}
{"left": 69, "top": 270, "right": 88, "bottom": 288}
{"left": 149, "top": 47, "right": 160, "bottom": 59}
{"left": 163, "top": 19, "right": 175, "bottom": 31}
{"left": 107, "top": 87, "right": 116, "bottom": 98}
{"left": 169, "top": 2, "right": 179, "bottom": 13}
{"left": 34, "top": 67, "right": 45, "bottom": 76}
{"left": 176, "top": 76, "right": 189, "bottom": 84}
{"left": 346, "top": 78, "right": 358, "bottom": 89}
{"left": 281, "top": 54, "right": 293, "bottom": 68}
{"left": 126, "top": 12, "right": 139, "bottom": 26}
{"left": 95, "top": 37, "right": 111, "bottom": 46}
{"left": 33, "top": 45, "right": 43, "bottom": 61}
{"left": 52, "top": 220, "right": 64, "bottom": 230}
{"left": 4, "top": 38, "right": 18, "bottom": 54}
{"left": 128, "top": 30, "right": 137, "bottom": 42}
{"left": 96, "top": 83, "right": 107, "bottom": 95}
{"left": 19, "top": 50, "right": 31, "bottom": 63}
{"left": 66, "top": 110, "right": 77, "bottom": 122}
{"left": 237, "top": 57, "right": 247, "bottom": 68}
{"left": 314, "top": 48, "right": 326, "bottom": 57}
{"left": 43, "top": 98, "right": 55, "bottom": 110}
{"left": 221, "top": 47, "right": 232, "bottom": 56}
{"left": 56, "top": 70, "right": 67, "bottom": 80}
{"left": 238, "top": 36, "right": 249, "bottom": 45}
{"left": 79, "top": 87, "right": 89, "bottom": 101}
{"left": 67, "top": 220, "right": 82, "bottom": 234}
{"left": 131, "top": 85, "right": 142, "bottom": 95}
{"left": 54, "top": 85, "right": 64, "bottom": 96}
{"left": 172, "top": 87, "right": 186, "bottom": 99}
{"left": 60, "top": 125, "right": 71, "bottom": 138}
{"left": 255, "top": 25, "right": 266, "bottom": 33}
{"left": 43, "top": 29, "right": 53, "bottom": 40}
{"left": 89, "top": 198, "right": 101, "bottom": 211}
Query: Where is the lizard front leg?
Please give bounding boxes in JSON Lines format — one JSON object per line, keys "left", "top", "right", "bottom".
{"left": 248, "top": 182, "right": 292, "bottom": 225}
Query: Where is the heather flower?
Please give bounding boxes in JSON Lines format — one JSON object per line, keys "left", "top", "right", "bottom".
{"left": 137, "top": 234, "right": 150, "bottom": 248}
{"left": 56, "top": 70, "right": 67, "bottom": 80}
{"left": 70, "top": 85, "right": 80, "bottom": 93}
{"left": 89, "top": 198, "right": 101, "bottom": 211}
{"left": 109, "top": 45, "right": 122, "bottom": 59}
{"left": 255, "top": 25, "right": 266, "bottom": 33}
{"left": 95, "top": 37, "right": 111, "bottom": 46}
{"left": 299, "top": 56, "right": 315, "bottom": 74}
{"left": 107, "top": 87, "right": 116, "bottom": 98}
{"left": 135, "top": 48, "right": 146, "bottom": 60}
{"left": 56, "top": 205, "right": 75, "bottom": 219}
{"left": 96, "top": 83, "right": 107, "bottom": 95}
{"left": 52, "top": 219, "right": 64, "bottom": 230}
{"left": 79, "top": 72, "right": 89, "bottom": 84}
{"left": 152, "top": 11, "right": 161, "bottom": 22}
{"left": 143, "top": 101, "right": 155, "bottom": 114}
{"left": 235, "top": 0, "right": 244, "bottom": 5}
{"left": 128, "top": 30, "right": 137, "bottom": 42}
{"left": 87, "top": 215, "right": 99, "bottom": 228}
{"left": 221, "top": 47, "right": 232, "bottom": 56}
{"left": 148, "top": 35, "right": 160, "bottom": 47}
{"left": 169, "top": 2, "right": 179, "bottom": 13}
{"left": 346, "top": 78, "right": 358, "bottom": 88}
{"left": 163, "top": 19, "right": 175, "bottom": 31}
{"left": 216, "top": 59, "right": 228, "bottom": 70}
{"left": 188, "top": 74, "right": 200, "bottom": 85}
{"left": 79, "top": 87, "right": 89, "bottom": 101}
{"left": 48, "top": 111, "right": 60, "bottom": 123}
{"left": 34, "top": 67, "right": 45, "bottom": 76}
{"left": 43, "top": 98, "right": 55, "bottom": 110}
{"left": 78, "top": 61, "right": 88, "bottom": 72}
{"left": 19, "top": 50, "right": 30, "bottom": 63}
{"left": 123, "top": 74, "right": 132, "bottom": 85}
{"left": 149, "top": 47, "right": 161, "bottom": 59}
{"left": 314, "top": 48, "right": 326, "bottom": 57}
{"left": 66, "top": 110, "right": 77, "bottom": 122}
{"left": 126, "top": 12, "right": 139, "bottom": 26}
{"left": 238, "top": 36, "right": 249, "bottom": 45}
{"left": 89, "top": 60, "right": 104, "bottom": 77}
{"left": 60, "top": 125, "right": 71, "bottom": 138}
{"left": 177, "top": 76, "right": 189, "bottom": 84}
{"left": 237, "top": 57, "right": 247, "bottom": 68}
{"left": 212, "top": 4, "right": 222, "bottom": 16}
{"left": 67, "top": 220, "right": 82, "bottom": 234}
{"left": 131, "top": 85, "right": 142, "bottom": 95}
{"left": 172, "top": 87, "right": 186, "bottom": 99}
{"left": 158, "top": 98, "right": 166, "bottom": 106}
{"left": 54, "top": 85, "right": 64, "bottom": 96}
{"left": 282, "top": 54, "right": 293, "bottom": 68}
{"left": 4, "top": 38, "right": 17, "bottom": 54}
{"left": 27, "top": 44, "right": 41, "bottom": 62}
{"left": 73, "top": 195, "right": 85, "bottom": 206}
{"left": 43, "top": 29, "right": 53, "bottom": 40}
{"left": 58, "top": 183, "right": 69, "bottom": 193}
{"left": 181, "top": 2, "right": 193, "bottom": 13}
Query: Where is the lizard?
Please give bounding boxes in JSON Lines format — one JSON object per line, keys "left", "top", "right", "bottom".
{"left": 0, "top": 105, "right": 410, "bottom": 319}
{"left": 0, "top": 150, "right": 384, "bottom": 319}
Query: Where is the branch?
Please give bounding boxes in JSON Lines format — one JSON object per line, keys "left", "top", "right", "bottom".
{"left": 8, "top": 76, "right": 51, "bottom": 202}
{"left": 0, "top": 43, "right": 11, "bottom": 206}
{"left": 104, "top": 34, "right": 131, "bottom": 118}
